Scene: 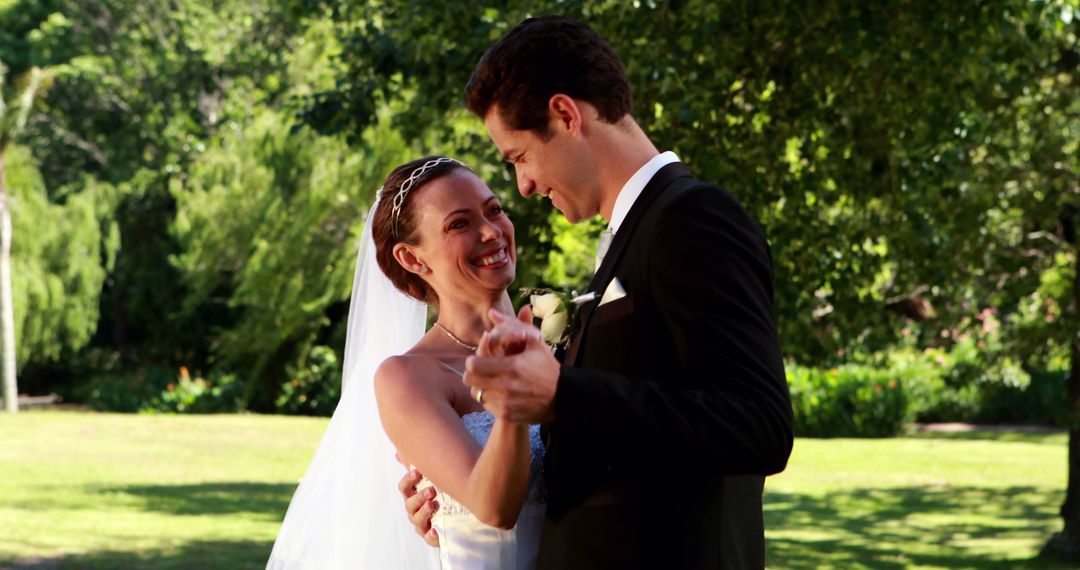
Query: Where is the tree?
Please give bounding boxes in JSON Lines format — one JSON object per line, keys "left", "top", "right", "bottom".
{"left": 0, "top": 61, "right": 51, "bottom": 411}
{"left": 17, "top": 0, "right": 316, "bottom": 366}
{"left": 3, "top": 0, "right": 1072, "bottom": 463}
{"left": 978, "top": 6, "right": 1079, "bottom": 559}
{"left": 4, "top": 144, "right": 116, "bottom": 372}
{"left": 303, "top": 0, "right": 1068, "bottom": 362}
{"left": 171, "top": 109, "right": 409, "bottom": 409}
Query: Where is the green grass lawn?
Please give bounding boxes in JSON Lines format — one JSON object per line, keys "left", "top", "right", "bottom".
{"left": 0, "top": 411, "right": 326, "bottom": 569}
{"left": 0, "top": 411, "right": 1068, "bottom": 569}
{"left": 764, "top": 430, "right": 1068, "bottom": 569}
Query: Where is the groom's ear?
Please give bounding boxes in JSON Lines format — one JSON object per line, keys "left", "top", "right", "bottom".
{"left": 548, "top": 94, "right": 583, "bottom": 135}
{"left": 393, "top": 243, "right": 427, "bottom": 275}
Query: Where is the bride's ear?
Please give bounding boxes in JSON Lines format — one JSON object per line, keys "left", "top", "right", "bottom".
{"left": 393, "top": 243, "right": 429, "bottom": 275}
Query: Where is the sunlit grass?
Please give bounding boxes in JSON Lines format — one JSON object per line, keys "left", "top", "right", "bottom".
{"left": 0, "top": 411, "right": 1068, "bottom": 569}
{"left": 0, "top": 411, "right": 326, "bottom": 569}
{"left": 765, "top": 431, "right": 1068, "bottom": 569}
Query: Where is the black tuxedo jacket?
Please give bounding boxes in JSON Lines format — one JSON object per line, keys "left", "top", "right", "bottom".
{"left": 537, "top": 163, "right": 794, "bottom": 569}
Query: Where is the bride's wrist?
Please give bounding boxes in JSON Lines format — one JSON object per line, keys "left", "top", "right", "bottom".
{"left": 492, "top": 417, "right": 528, "bottom": 432}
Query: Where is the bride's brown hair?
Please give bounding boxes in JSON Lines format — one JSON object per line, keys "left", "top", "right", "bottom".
{"left": 371, "top": 156, "right": 470, "bottom": 304}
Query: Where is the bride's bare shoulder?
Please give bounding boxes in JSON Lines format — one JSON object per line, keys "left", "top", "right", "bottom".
{"left": 373, "top": 354, "right": 445, "bottom": 404}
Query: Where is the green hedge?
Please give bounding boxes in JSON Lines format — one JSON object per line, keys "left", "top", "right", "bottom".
{"left": 78, "top": 345, "right": 341, "bottom": 416}
{"left": 79, "top": 367, "right": 245, "bottom": 414}
{"left": 76, "top": 342, "right": 1067, "bottom": 430}
{"left": 788, "top": 364, "right": 912, "bottom": 438}
{"left": 274, "top": 346, "right": 341, "bottom": 416}
{"left": 787, "top": 349, "right": 1068, "bottom": 438}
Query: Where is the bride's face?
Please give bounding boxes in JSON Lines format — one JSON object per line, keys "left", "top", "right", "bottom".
{"left": 396, "top": 169, "right": 516, "bottom": 299}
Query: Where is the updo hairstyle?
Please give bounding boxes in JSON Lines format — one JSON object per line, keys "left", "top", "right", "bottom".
{"left": 371, "top": 156, "right": 471, "bottom": 304}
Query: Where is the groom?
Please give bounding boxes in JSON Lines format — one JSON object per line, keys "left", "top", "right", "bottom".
{"left": 403, "top": 16, "right": 793, "bottom": 568}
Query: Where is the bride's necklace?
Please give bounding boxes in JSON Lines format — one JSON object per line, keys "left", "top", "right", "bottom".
{"left": 434, "top": 321, "right": 478, "bottom": 352}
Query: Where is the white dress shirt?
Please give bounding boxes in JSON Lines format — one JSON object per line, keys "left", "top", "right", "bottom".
{"left": 608, "top": 151, "right": 680, "bottom": 234}
{"left": 594, "top": 151, "right": 680, "bottom": 272}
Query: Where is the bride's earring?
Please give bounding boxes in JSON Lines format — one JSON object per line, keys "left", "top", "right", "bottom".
{"left": 419, "top": 265, "right": 429, "bottom": 274}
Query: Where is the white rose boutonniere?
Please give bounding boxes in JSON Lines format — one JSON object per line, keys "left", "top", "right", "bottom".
{"left": 520, "top": 287, "right": 584, "bottom": 348}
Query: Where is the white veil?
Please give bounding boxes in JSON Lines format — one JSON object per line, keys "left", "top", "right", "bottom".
{"left": 267, "top": 197, "right": 440, "bottom": 569}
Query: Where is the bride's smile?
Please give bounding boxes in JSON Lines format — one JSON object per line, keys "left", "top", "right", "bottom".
{"left": 400, "top": 168, "right": 517, "bottom": 297}
{"left": 473, "top": 246, "right": 509, "bottom": 269}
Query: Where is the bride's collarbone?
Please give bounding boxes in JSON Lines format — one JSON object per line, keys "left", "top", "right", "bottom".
{"left": 400, "top": 352, "right": 482, "bottom": 417}
{"left": 432, "top": 357, "right": 487, "bottom": 417}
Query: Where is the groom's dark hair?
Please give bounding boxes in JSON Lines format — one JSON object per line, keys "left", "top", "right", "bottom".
{"left": 465, "top": 15, "right": 633, "bottom": 138}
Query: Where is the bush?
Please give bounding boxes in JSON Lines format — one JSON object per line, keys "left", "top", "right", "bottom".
{"left": 889, "top": 340, "right": 1064, "bottom": 425}
{"left": 275, "top": 346, "right": 341, "bottom": 416}
{"left": 787, "top": 364, "right": 912, "bottom": 438}
{"left": 789, "top": 341, "right": 1070, "bottom": 437}
{"left": 79, "top": 366, "right": 175, "bottom": 412}
{"left": 977, "top": 369, "right": 1068, "bottom": 426}
{"left": 141, "top": 369, "right": 245, "bottom": 414}
{"left": 892, "top": 346, "right": 985, "bottom": 423}
{"left": 80, "top": 366, "right": 244, "bottom": 414}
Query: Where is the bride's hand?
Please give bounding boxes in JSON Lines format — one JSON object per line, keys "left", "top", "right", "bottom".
{"left": 478, "top": 305, "right": 535, "bottom": 358}
{"left": 467, "top": 306, "right": 535, "bottom": 412}
{"left": 464, "top": 307, "right": 558, "bottom": 423}
{"left": 487, "top": 305, "right": 540, "bottom": 356}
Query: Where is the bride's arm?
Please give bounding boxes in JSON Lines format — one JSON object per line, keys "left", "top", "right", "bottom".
{"left": 375, "top": 356, "right": 531, "bottom": 530}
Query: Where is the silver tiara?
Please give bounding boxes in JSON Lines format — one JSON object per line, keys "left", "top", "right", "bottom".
{"left": 390, "top": 157, "right": 464, "bottom": 239}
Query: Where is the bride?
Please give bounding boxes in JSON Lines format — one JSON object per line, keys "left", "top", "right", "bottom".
{"left": 266, "top": 156, "right": 546, "bottom": 569}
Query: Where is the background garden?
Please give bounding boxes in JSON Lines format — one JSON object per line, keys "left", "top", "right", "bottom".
{"left": 0, "top": 0, "right": 1076, "bottom": 568}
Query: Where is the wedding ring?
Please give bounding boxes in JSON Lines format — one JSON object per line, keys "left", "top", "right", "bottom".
{"left": 475, "top": 388, "right": 485, "bottom": 404}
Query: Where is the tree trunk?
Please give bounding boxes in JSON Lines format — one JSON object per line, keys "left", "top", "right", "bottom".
{"left": 0, "top": 152, "right": 18, "bottom": 413}
{"left": 1043, "top": 216, "right": 1080, "bottom": 562}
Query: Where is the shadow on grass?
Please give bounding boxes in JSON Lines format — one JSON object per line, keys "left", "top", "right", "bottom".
{"left": 10, "top": 481, "right": 1068, "bottom": 569}
{"left": 765, "top": 485, "right": 1068, "bottom": 569}
{"left": 53, "top": 539, "right": 273, "bottom": 570}
{"left": 100, "top": 482, "right": 298, "bottom": 519}
{"left": 8, "top": 482, "right": 298, "bottom": 523}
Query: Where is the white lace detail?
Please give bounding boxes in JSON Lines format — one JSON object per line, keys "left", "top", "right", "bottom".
{"left": 417, "top": 411, "right": 547, "bottom": 517}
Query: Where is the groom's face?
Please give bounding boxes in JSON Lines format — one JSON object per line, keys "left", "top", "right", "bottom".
{"left": 484, "top": 105, "right": 597, "bottom": 223}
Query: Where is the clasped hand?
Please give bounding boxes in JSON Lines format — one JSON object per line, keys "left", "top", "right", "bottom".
{"left": 464, "top": 306, "right": 560, "bottom": 424}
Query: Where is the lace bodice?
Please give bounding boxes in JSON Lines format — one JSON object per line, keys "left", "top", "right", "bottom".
{"left": 417, "top": 411, "right": 547, "bottom": 516}
{"left": 415, "top": 411, "right": 547, "bottom": 570}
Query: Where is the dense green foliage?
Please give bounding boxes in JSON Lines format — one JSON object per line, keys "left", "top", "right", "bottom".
{"left": 308, "top": 0, "right": 1078, "bottom": 365}
{"left": 788, "top": 363, "right": 912, "bottom": 438}
{"left": 6, "top": 145, "right": 116, "bottom": 367}
{"left": 170, "top": 109, "right": 397, "bottom": 408}
{"left": 788, "top": 354, "right": 1068, "bottom": 439}
{"left": 0, "top": 0, "right": 1074, "bottom": 434}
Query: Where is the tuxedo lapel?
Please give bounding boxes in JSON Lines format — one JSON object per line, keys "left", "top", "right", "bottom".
{"left": 564, "top": 162, "right": 693, "bottom": 365}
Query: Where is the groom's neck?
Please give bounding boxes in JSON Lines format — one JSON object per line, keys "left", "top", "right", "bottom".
{"left": 593, "top": 116, "right": 660, "bottom": 222}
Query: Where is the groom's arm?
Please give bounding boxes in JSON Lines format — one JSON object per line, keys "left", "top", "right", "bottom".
{"left": 553, "top": 186, "right": 793, "bottom": 475}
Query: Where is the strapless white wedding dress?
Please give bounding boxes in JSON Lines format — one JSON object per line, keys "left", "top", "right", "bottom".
{"left": 416, "top": 411, "right": 547, "bottom": 570}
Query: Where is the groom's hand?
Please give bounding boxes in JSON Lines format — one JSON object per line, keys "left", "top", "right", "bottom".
{"left": 463, "top": 308, "right": 559, "bottom": 423}
{"left": 397, "top": 460, "right": 440, "bottom": 547}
